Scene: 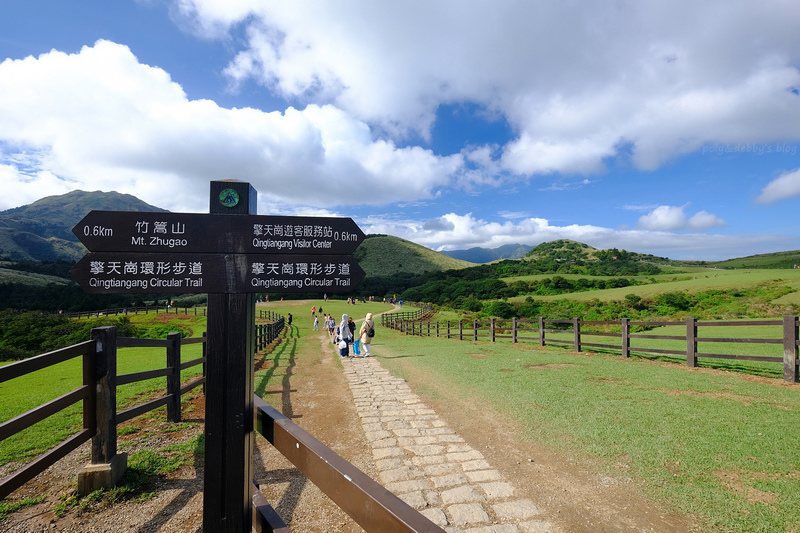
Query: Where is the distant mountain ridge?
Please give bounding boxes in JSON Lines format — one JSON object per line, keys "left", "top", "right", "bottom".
{"left": 440, "top": 243, "right": 534, "bottom": 263}
{"left": 0, "top": 190, "right": 167, "bottom": 262}
{"left": 3, "top": 190, "right": 800, "bottom": 272}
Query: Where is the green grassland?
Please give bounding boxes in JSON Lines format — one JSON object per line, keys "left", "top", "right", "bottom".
{"left": 0, "top": 341, "right": 206, "bottom": 468}
{"left": 504, "top": 267, "right": 800, "bottom": 306}
{"left": 0, "top": 262, "right": 72, "bottom": 286}
{"left": 374, "top": 324, "right": 800, "bottom": 532}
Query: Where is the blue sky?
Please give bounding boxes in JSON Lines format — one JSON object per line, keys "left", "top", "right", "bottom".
{"left": 2, "top": 1, "right": 800, "bottom": 260}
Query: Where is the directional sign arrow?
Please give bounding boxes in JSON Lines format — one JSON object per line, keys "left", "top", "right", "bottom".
{"left": 70, "top": 252, "right": 366, "bottom": 294}
{"left": 72, "top": 211, "right": 365, "bottom": 255}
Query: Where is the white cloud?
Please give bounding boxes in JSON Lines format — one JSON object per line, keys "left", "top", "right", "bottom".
{"left": 175, "top": 0, "right": 800, "bottom": 176}
{"left": 359, "top": 212, "right": 775, "bottom": 261}
{"left": 756, "top": 168, "right": 800, "bottom": 204}
{"left": 0, "top": 40, "right": 466, "bottom": 212}
{"left": 638, "top": 205, "right": 725, "bottom": 231}
{"left": 687, "top": 210, "right": 726, "bottom": 230}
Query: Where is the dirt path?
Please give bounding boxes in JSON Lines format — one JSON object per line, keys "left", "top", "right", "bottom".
{"left": 252, "top": 323, "right": 377, "bottom": 532}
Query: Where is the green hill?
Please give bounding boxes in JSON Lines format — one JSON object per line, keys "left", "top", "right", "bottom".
{"left": 0, "top": 190, "right": 167, "bottom": 262}
{"left": 352, "top": 234, "right": 474, "bottom": 277}
{"left": 705, "top": 250, "right": 800, "bottom": 269}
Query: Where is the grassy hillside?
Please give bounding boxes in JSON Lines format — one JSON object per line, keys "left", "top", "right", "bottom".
{"left": 0, "top": 262, "right": 73, "bottom": 286}
{"left": 0, "top": 190, "right": 166, "bottom": 262}
{"left": 705, "top": 250, "right": 800, "bottom": 269}
{"left": 505, "top": 267, "right": 800, "bottom": 306}
{"left": 353, "top": 234, "right": 474, "bottom": 277}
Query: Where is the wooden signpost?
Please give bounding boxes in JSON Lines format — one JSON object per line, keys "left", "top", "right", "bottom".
{"left": 71, "top": 180, "right": 365, "bottom": 532}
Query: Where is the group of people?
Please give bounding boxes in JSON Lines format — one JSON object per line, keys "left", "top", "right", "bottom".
{"left": 329, "top": 312, "right": 375, "bottom": 357}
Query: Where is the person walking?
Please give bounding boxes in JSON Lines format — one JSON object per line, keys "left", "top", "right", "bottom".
{"left": 338, "top": 314, "right": 352, "bottom": 357}
{"left": 327, "top": 315, "right": 336, "bottom": 341}
{"left": 348, "top": 317, "right": 359, "bottom": 355}
{"left": 359, "top": 312, "right": 375, "bottom": 357}
{"left": 313, "top": 315, "right": 319, "bottom": 331}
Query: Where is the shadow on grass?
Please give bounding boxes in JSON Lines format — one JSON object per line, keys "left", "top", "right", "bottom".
{"left": 579, "top": 346, "right": 783, "bottom": 379}
{"left": 255, "top": 324, "right": 300, "bottom": 418}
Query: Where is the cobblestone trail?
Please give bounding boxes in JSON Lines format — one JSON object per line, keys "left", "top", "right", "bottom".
{"left": 342, "top": 356, "right": 554, "bottom": 533}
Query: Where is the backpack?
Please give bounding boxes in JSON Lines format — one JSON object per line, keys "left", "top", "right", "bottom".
{"left": 367, "top": 325, "right": 375, "bottom": 337}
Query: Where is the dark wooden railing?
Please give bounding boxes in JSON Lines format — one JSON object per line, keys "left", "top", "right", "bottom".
{"left": 3, "top": 313, "right": 445, "bottom": 531}
{"left": 68, "top": 305, "right": 207, "bottom": 318}
{"left": 383, "top": 314, "right": 800, "bottom": 383}
{"left": 254, "top": 397, "right": 444, "bottom": 532}
{"left": 0, "top": 327, "right": 207, "bottom": 499}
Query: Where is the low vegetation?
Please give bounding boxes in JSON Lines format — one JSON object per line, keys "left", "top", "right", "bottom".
{"left": 376, "top": 324, "right": 800, "bottom": 532}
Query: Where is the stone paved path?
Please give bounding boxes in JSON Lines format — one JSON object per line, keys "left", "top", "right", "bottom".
{"left": 342, "top": 355, "right": 554, "bottom": 533}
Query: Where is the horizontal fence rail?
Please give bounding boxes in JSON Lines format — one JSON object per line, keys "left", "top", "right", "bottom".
{"left": 0, "top": 341, "right": 96, "bottom": 499}
{"left": 0, "top": 327, "right": 210, "bottom": 499}
{"left": 67, "top": 305, "right": 207, "bottom": 319}
{"left": 254, "top": 396, "right": 444, "bottom": 532}
{"left": 382, "top": 312, "right": 800, "bottom": 383}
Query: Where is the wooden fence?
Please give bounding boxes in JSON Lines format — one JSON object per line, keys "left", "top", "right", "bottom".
{"left": 0, "top": 314, "right": 442, "bottom": 532}
{"left": 0, "top": 326, "right": 207, "bottom": 499}
{"left": 382, "top": 312, "right": 800, "bottom": 383}
{"left": 253, "top": 397, "right": 443, "bottom": 532}
{"left": 68, "top": 305, "right": 207, "bottom": 318}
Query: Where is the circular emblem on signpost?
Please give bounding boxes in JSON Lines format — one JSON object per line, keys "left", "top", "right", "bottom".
{"left": 219, "top": 188, "right": 240, "bottom": 208}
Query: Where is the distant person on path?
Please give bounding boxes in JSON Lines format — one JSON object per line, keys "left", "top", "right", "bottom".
{"left": 359, "top": 312, "right": 375, "bottom": 357}
{"left": 338, "top": 314, "right": 352, "bottom": 357}
{"left": 288, "top": 313, "right": 293, "bottom": 326}
{"left": 313, "top": 315, "right": 319, "bottom": 331}
{"left": 326, "top": 315, "right": 336, "bottom": 340}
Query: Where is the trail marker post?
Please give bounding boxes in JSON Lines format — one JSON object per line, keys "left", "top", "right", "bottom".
{"left": 70, "top": 180, "right": 365, "bottom": 532}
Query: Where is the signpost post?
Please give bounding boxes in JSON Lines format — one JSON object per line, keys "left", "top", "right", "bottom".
{"left": 70, "top": 180, "right": 365, "bottom": 532}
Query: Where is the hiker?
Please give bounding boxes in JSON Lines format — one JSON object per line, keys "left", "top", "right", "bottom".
{"left": 337, "top": 314, "right": 352, "bottom": 356}
{"left": 327, "top": 314, "right": 336, "bottom": 339}
{"left": 313, "top": 315, "right": 319, "bottom": 331}
{"left": 359, "top": 312, "right": 375, "bottom": 357}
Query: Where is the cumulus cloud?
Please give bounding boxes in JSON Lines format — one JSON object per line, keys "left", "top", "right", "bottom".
{"left": 0, "top": 40, "right": 467, "bottom": 211}
{"left": 360, "top": 212, "right": 774, "bottom": 260}
{"left": 756, "top": 168, "right": 800, "bottom": 204}
{"left": 638, "top": 205, "right": 726, "bottom": 231}
{"left": 175, "top": 0, "right": 800, "bottom": 175}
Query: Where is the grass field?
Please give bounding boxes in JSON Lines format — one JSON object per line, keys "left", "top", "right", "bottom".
{"left": 4, "top": 298, "right": 800, "bottom": 531}
{"left": 504, "top": 267, "right": 800, "bottom": 306}
{"left": 0, "top": 331, "right": 206, "bottom": 468}
{"left": 373, "top": 323, "right": 800, "bottom": 532}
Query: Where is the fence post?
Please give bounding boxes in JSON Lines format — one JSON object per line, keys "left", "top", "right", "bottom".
{"left": 166, "top": 332, "right": 181, "bottom": 423}
{"left": 447, "top": 320, "right": 450, "bottom": 339}
{"left": 459, "top": 320, "right": 463, "bottom": 341}
{"left": 539, "top": 317, "right": 545, "bottom": 347}
{"left": 686, "top": 317, "right": 697, "bottom": 368}
{"left": 512, "top": 317, "right": 517, "bottom": 343}
{"left": 79, "top": 326, "right": 126, "bottom": 496}
{"left": 573, "top": 317, "right": 580, "bottom": 352}
{"left": 783, "top": 315, "right": 799, "bottom": 383}
{"left": 621, "top": 318, "right": 630, "bottom": 358}
{"left": 202, "top": 331, "right": 207, "bottom": 393}
{"left": 473, "top": 319, "right": 478, "bottom": 342}
{"left": 491, "top": 318, "right": 495, "bottom": 342}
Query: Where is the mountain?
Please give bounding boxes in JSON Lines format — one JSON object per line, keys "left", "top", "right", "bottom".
{"left": 440, "top": 243, "right": 534, "bottom": 263}
{"left": 352, "top": 234, "right": 474, "bottom": 277}
{"left": 0, "top": 190, "right": 167, "bottom": 262}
